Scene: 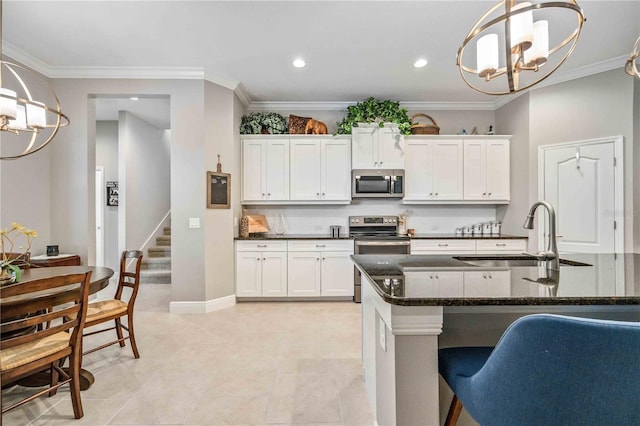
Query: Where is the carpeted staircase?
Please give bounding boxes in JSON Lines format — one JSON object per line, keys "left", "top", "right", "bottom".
{"left": 140, "top": 225, "right": 171, "bottom": 284}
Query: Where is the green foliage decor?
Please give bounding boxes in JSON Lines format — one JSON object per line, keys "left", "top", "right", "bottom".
{"left": 335, "top": 97, "right": 411, "bottom": 136}
{"left": 240, "top": 112, "right": 288, "bottom": 135}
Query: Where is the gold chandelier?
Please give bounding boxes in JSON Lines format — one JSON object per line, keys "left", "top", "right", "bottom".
{"left": 457, "top": 0, "right": 586, "bottom": 95}
{"left": 0, "top": 61, "right": 70, "bottom": 160}
{"left": 626, "top": 36, "right": 640, "bottom": 79}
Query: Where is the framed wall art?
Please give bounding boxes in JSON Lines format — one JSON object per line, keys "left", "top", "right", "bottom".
{"left": 106, "top": 181, "right": 119, "bottom": 206}
{"left": 207, "top": 171, "right": 230, "bottom": 209}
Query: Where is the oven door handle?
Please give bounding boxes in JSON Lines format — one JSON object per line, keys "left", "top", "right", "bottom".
{"left": 355, "top": 241, "right": 411, "bottom": 246}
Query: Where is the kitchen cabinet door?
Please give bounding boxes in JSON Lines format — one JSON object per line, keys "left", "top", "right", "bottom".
{"left": 377, "top": 127, "right": 404, "bottom": 169}
{"left": 352, "top": 127, "right": 378, "bottom": 169}
{"left": 320, "top": 251, "right": 354, "bottom": 296}
{"left": 464, "top": 271, "right": 511, "bottom": 297}
{"left": 463, "top": 140, "right": 487, "bottom": 200}
{"left": 236, "top": 251, "right": 262, "bottom": 297}
{"left": 404, "top": 140, "right": 434, "bottom": 200}
{"left": 287, "top": 252, "right": 321, "bottom": 296}
{"left": 261, "top": 252, "right": 288, "bottom": 296}
{"left": 485, "top": 140, "right": 510, "bottom": 200}
{"left": 265, "top": 140, "right": 290, "bottom": 200}
{"left": 321, "top": 139, "right": 351, "bottom": 201}
{"left": 290, "top": 140, "right": 321, "bottom": 200}
{"left": 242, "top": 140, "right": 266, "bottom": 201}
{"left": 464, "top": 139, "right": 510, "bottom": 201}
{"left": 432, "top": 271, "right": 464, "bottom": 298}
{"left": 432, "top": 140, "right": 463, "bottom": 200}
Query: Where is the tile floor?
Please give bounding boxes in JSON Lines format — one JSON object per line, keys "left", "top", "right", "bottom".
{"left": 2, "top": 284, "right": 373, "bottom": 425}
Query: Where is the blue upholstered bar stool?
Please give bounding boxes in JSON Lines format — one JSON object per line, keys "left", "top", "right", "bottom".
{"left": 438, "top": 314, "right": 640, "bottom": 426}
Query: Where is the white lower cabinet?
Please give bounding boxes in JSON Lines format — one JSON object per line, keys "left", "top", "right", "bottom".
{"left": 236, "top": 240, "right": 354, "bottom": 298}
{"left": 463, "top": 271, "right": 511, "bottom": 297}
{"left": 288, "top": 240, "right": 354, "bottom": 297}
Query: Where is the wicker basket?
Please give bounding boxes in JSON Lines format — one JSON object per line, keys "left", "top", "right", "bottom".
{"left": 410, "top": 113, "right": 440, "bottom": 135}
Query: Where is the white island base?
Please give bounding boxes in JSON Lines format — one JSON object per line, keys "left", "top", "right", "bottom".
{"left": 361, "top": 274, "right": 640, "bottom": 426}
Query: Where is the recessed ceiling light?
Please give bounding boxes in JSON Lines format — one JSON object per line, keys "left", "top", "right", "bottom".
{"left": 130, "top": 97, "right": 139, "bottom": 101}
{"left": 292, "top": 58, "right": 306, "bottom": 68}
{"left": 414, "top": 59, "right": 428, "bottom": 68}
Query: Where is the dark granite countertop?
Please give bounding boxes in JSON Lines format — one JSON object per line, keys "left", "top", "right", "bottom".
{"left": 352, "top": 253, "right": 640, "bottom": 307}
{"left": 410, "top": 233, "right": 527, "bottom": 240}
{"left": 235, "top": 234, "right": 353, "bottom": 241}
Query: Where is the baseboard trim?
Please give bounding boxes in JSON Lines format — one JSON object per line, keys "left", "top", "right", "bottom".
{"left": 169, "top": 294, "right": 236, "bottom": 314}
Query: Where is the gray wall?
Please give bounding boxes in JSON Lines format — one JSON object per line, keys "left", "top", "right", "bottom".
{"left": 634, "top": 78, "right": 640, "bottom": 253}
{"left": 118, "top": 111, "right": 170, "bottom": 253}
{"left": 495, "top": 93, "right": 530, "bottom": 241}
{"left": 96, "top": 120, "right": 119, "bottom": 270}
{"left": 497, "top": 69, "right": 636, "bottom": 252}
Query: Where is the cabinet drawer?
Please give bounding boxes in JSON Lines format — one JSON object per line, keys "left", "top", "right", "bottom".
{"left": 288, "top": 240, "right": 354, "bottom": 252}
{"left": 411, "top": 240, "right": 475, "bottom": 253}
{"left": 236, "top": 241, "right": 287, "bottom": 252}
{"left": 476, "top": 239, "right": 527, "bottom": 252}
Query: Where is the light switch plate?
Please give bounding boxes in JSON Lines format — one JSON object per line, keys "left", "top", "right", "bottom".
{"left": 188, "top": 217, "right": 200, "bottom": 229}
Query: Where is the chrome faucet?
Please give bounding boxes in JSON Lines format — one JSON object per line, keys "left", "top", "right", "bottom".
{"left": 522, "top": 201, "right": 559, "bottom": 271}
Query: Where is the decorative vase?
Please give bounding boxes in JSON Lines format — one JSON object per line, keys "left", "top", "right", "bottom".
{"left": 0, "top": 267, "right": 16, "bottom": 286}
{"left": 240, "top": 210, "right": 250, "bottom": 238}
{"left": 274, "top": 214, "right": 287, "bottom": 235}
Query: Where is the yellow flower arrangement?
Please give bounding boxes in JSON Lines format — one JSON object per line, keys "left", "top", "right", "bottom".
{"left": 0, "top": 222, "right": 37, "bottom": 283}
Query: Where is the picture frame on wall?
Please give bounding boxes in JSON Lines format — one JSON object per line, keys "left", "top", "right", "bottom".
{"left": 106, "top": 181, "right": 119, "bottom": 206}
{"left": 207, "top": 171, "right": 231, "bottom": 209}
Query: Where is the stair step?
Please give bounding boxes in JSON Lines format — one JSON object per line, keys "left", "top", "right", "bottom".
{"left": 156, "top": 235, "right": 171, "bottom": 246}
{"left": 140, "top": 270, "right": 171, "bottom": 284}
{"left": 148, "top": 247, "right": 171, "bottom": 257}
{"left": 141, "top": 257, "right": 171, "bottom": 270}
{"left": 163, "top": 226, "right": 171, "bottom": 236}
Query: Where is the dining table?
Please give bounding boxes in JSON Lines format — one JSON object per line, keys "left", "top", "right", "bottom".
{"left": 1, "top": 265, "right": 115, "bottom": 391}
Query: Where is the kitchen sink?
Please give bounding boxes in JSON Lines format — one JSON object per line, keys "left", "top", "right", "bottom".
{"left": 453, "top": 255, "right": 591, "bottom": 268}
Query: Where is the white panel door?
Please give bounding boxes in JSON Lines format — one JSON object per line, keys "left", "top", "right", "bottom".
{"left": 320, "top": 252, "right": 354, "bottom": 296}
{"left": 485, "top": 140, "right": 510, "bottom": 200}
{"left": 433, "top": 140, "right": 464, "bottom": 200}
{"left": 242, "top": 140, "right": 266, "bottom": 201}
{"left": 287, "top": 252, "right": 321, "bottom": 296}
{"left": 321, "top": 140, "right": 351, "bottom": 201}
{"left": 377, "top": 127, "right": 404, "bottom": 169}
{"left": 265, "top": 140, "right": 290, "bottom": 200}
{"left": 261, "top": 252, "right": 288, "bottom": 296}
{"left": 352, "top": 127, "right": 378, "bottom": 169}
{"left": 544, "top": 142, "right": 615, "bottom": 253}
{"left": 463, "top": 140, "right": 486, "bottom": 200}
{"left": 290, "top": 140, "right": 321, "bottom": 200}
{"left": 404, "top": 140, "right": 433, "bottom": 200}
{"left": 236, "top": 252, "right": 262, "bottom": 297}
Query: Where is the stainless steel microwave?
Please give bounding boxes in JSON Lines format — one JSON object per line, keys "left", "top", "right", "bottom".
{"left": 352, "top": 169, "right": 404, "bottom": 198}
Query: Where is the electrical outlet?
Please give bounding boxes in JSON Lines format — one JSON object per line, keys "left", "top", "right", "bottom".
{"left": 379, "top": 317, "right": 387, "bottom": 352}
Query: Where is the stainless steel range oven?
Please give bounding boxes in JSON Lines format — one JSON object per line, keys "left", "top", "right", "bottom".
{"left": 350, "top": 215, "right": 410, "bottom": 302}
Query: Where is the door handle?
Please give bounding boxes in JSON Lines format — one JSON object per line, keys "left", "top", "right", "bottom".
{"left": 576, "top": 147, "right": 581, "bottom": 170}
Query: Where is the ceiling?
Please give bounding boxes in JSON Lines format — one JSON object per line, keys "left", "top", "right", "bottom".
{"left": 3, "top": 1, "right": 639, "bottom": 107}
{"left": 95, "top": 96, "right": 171, "bottom": 129}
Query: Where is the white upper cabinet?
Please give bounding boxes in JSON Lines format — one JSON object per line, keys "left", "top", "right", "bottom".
{"left": 290, "top": 138, "right": 351, "bottom": 202}
{"left": 463, "top": 139, "right": 510, "bottom": 201}
{"left": 352, "top": 126, "right": 404, "bottom": 169}
{"left": 242, "top": 139, "right": 290, "bottom": 201}
{"left": 404, "top": 139, "right": 463, "bottom": 201}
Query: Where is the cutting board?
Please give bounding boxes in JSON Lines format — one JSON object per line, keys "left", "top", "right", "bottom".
{"left": 248, "top": 214, "right": 269, "bottom": 233}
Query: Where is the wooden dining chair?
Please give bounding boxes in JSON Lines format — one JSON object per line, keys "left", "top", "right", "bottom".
{"left": 81, "top": 250, "right": 144, "bottom": 358}
{"left": 0, "top": 271, "right": 92, "bottom": 421}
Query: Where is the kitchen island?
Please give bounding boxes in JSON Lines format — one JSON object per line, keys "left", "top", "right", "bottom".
{"left": 352, "top": 253, "right": 640, "bottom": 426}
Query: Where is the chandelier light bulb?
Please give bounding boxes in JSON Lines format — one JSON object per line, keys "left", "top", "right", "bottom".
{"left": 524, "top": 20, "right": 549, "bottom": 66}
{"left": 26, "top": 101, "right": 47, "bottom": 129}
{"left": 509, "top": 2, "right": 534, "bottom": 53}
{"left": 8, "top": 105, "right": 27, "bottom": 130}
{"left": 477, "top": 34, "right": 499, "bottom": 78}
{"left": 0, "top": 88, "right": 18, "bottom": 120}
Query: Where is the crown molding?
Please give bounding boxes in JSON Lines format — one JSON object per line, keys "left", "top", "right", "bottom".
{"left": 50, "top": 66, "right": 205, "bottom": 80}
{"left": 2, "top": 41, "right": 52, "bottom": 76}
{"left": 247, "top": 100, "right": 496, "bottom": 111}
{"left": 233, "top": 83, "right": 252, "bottom": 108}
{"left": 492, "top": 55, "right": 628, "bottom": 109}
{"left": 400, "top": 101, "right": 496, "bottom": 111}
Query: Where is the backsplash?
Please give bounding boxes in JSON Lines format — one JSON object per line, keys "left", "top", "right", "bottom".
{"left": 244, "top": 200, "right": 496, "bottom": 236}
